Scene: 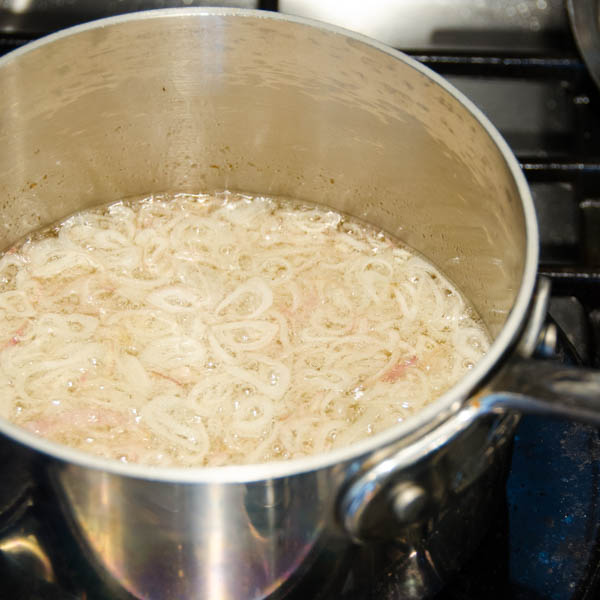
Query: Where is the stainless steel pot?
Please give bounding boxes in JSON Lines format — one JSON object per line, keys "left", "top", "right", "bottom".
{"left": 0, "top": 8, "right": 599, "bottom": 600}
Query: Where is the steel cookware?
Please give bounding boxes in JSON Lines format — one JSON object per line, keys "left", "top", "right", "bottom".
{"left": 0, "top": 8, "right": 599, "bottom": 599}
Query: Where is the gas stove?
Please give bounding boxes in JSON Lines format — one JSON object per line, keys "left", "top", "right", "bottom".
{"left": 0, "top": 2, "right": 599, "bottom": 599}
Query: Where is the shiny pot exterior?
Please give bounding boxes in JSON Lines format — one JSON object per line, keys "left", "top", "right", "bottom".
{"left": 4, "top": 409, "right": 517, "bottom": 599}
{"left": 0, "top": 9, "right": 539, "bottom": 599}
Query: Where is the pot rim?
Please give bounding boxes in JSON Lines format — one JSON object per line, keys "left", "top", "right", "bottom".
{"left": 0, "top": 7, "right": 539, "bottom": 484}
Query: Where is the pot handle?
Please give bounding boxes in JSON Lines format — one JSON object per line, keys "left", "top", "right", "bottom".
{"left": 480, "top": 356, "right": 600, "bottom": 424}
{"left": 339, "top": 353, "right": 600, "bottom": 542}
{"left": 340, "top": 335, "right": 600, "bottom": 542}
{"left": 481, "top": 274, "right": 600, "bottom": 423}
{"left": 339, "top": 355, "right": 600, "bottom": 543}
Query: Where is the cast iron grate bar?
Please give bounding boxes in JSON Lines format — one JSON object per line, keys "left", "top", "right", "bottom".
{"left": 540, "top": 267, "right": 600, "bottom": 290}
{"left": 0, "top": 33, "right": 37, "bottom": 54}
{"left": 411, "top": 53, "right": 586, "bottom": 78}
{"left": 521, "top": 161, "right": 600, "bottom": 174}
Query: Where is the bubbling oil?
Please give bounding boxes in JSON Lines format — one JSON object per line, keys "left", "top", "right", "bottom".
{"left": 0, "top": 192, "right": 489, "bottom": 467}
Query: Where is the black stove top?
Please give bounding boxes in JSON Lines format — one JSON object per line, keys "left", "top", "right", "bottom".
{"left": 0, "top": 3, "right": 600, "bottom": 600}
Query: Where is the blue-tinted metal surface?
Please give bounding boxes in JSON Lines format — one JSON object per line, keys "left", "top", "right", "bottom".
{"left": 507, "top": 417, "right": 600, "bottom": 600}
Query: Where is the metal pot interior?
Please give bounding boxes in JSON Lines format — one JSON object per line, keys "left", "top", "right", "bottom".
{"left": 0, "top": 8, "right": 540, "bottom": 481}
{"left": 0, "top": 9, "right": 534, "bottom": 336}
